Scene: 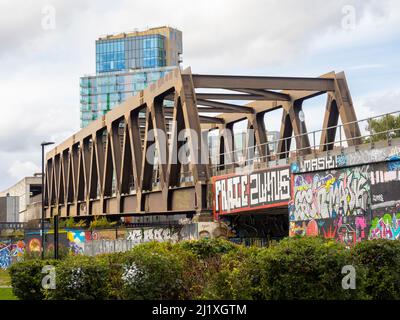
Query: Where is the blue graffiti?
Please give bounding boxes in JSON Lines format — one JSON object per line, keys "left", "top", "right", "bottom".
{"left": 387, "top": 158, "right": 400, "bottom": 171}
{"left": 290, "top": 162, "right": 300, "bottom": 173}
{"left": 0, "top": 247, "right": 12, "bottom": 269}
{"left": 336, "top": 154, "right": 347, "bottom": 167}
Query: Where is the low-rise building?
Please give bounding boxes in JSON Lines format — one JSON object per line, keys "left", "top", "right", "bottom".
{"left": 0, "top": 174, "right": 42, "bottom": 222}
{"left": 0, "top": 195, "right": 19, "bottom": 222}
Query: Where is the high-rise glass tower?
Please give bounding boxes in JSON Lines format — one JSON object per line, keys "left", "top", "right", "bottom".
{"left": 80, "top": 26, "right": 182, "bottom": 128}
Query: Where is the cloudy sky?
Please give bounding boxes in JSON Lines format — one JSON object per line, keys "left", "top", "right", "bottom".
{"left": 0, "top": 0, "right": 399, "bottom": 190}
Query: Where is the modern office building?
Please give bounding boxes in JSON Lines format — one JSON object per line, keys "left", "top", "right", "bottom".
{"left": 80, "top": 26, "right": 183, "bottom": 128}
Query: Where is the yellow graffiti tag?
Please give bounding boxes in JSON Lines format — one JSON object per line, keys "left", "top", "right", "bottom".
{"left": 324, "top": 177, "right": 336, "bottom": 191}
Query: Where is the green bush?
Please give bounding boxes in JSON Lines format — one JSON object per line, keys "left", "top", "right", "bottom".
{"left": 119, "top": 242, "right": 190, "bottom": 300}
{"left": 257, "top": 236, "right": 361, "bottom": 300}
{"left": 203, "top": 246, "right": 262, "bottom": 300}
{"left": 94, "top": 252, "right": 126, "bottom": 300}
{"left": 351, "top": 239, "right": 400, "bottom": 300}
{"left": 9, "top": 237, "right": 400, "bottom": 300}
{"left": 95, "top": 243, "right": 205, "bottom": 300}
{"left": 178, "top": 239, "right": 241, "bottom": 299}
{"left": 9, "top": 259, "right": 58, "bottom": 300}
{"left": 45, "top": 255, "right": 110, "bottom": 300}
{"left": 179, "top": 238, "right": 238, "bottom": 259}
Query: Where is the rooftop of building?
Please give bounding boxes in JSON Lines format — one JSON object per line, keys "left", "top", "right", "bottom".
{"left": 0, "top": 173, "right": 42, "bottom": 195}
{"left": 97, "top": 26, "right": 181, "bottom": 41}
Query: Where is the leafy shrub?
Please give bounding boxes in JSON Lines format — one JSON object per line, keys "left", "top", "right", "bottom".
{"left": 257, "top": 236, "right": 361, "bottom": 300}
{"left": 89, "top": 216, "right": 117, "bottom": 230}
{"left": 203, "top": 246, "right": 262, "bottom": 300}
{"left": 58, "top": 217, "right": 87, "bottom": 229}
{"left": 179, "top": 238, "right": 238, "bottom": 259}
{"left": 45, "top": 255, "right": 110, "bottom": 300}
{"left": 9, "top": 237, "right": 400, "bottom": 300}
{"left": 119, "top": 242, "right": 191, "bottom": 300}
{"left": 177, "top": 239, "right": 241, "bottom": 299}
{"left": 351, "top": 239, "right": 400, "bottom": 300}
{"left": 94, "top": 252, "right": 127, "bottom": 300}
{"left": 9, "top": 259, "right": 58, "bottom": 300}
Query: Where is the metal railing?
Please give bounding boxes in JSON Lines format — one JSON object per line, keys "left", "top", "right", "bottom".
{"left": 210, "top": 110, "right": 400, "bottom": 175}
{"left": 123, "top": 110, "right": 400, "bottom": 186}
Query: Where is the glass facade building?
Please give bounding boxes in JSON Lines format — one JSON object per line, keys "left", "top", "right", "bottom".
{"left": 80, "top": 26, "right": 182, "bottom": 128}
{"left": 96, "top": 34, "right": 166, "bottom": 73}
{"left": 80, "top": 67, "right": 176, "bottom": 127}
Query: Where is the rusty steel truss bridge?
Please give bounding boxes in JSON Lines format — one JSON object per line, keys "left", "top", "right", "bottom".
{"left": 44, "top": 67, "right": 362, "bottom": 219}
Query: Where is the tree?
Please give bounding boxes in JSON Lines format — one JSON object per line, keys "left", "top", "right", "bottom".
{"left": 365, "top": 114, "right": 400, "bottom": 143}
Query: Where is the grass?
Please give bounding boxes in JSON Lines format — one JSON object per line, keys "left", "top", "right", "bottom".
{"left": 0, "top": 288, "right": 17, "bottom": 300}
{"left": 0, "top": 269, "right": 11, "bottom": 286}
{"left": 0, "top": 269, "right": 18, "bottom": 300}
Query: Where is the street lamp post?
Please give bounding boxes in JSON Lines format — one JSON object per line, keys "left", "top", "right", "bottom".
{"left": 41, "top": 141, "right": 54, "bottom": 260}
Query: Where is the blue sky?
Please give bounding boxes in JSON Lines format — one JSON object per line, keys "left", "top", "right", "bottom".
{"left": 0, "top": 0, "right": 399, "bottom": 190}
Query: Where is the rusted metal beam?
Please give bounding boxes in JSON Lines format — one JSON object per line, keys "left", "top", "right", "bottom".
{"left": 197, "top": 107, "right": 243, "bottom": 113}
{"left": 196, "top": 93, "right": 276, "bottom": 101}
{"left": 199, "top": 115, "right": 225, "bottom": 124}
{"left": 197, "top": 99, "right": 253, "bottom": 114}
{"left": 192, "top": 74, "right": 335, "bottom": 91}
{"left": 232, "top": 88, "right": 290, "bottom": 101}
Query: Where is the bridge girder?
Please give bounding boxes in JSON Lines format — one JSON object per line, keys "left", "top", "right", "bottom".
{"left": 44, "top": 67, "right": 361, "bottom": 218}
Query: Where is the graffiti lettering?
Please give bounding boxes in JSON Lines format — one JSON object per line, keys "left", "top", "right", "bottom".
{"left": 214, "top": 167, "right": 290, "bottom": 215}
{"left": 292, "top": 146, "right": 400, "bottom": 174}
{"left": 125, "top": 227, "right": 181, "bottom": 243}
{"left": 290, "top": 166, "right": 370, "bottom": 222}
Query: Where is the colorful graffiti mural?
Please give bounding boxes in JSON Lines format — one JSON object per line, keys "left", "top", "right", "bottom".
{"left": 0, "top": 240, "right": 25, "bottom": 269}
{"left": 290, "top": 158, "right": 400, "bottom": 245}
{"left": 28, "top": 238, "right": 41, "bottom": 253}
{"left": 290, "top": 165, "right": 370, "bottom": 222}
{"left": 67, "top": 230, "right": 86, "bottom": 255}
{"left": 289, "top": 216, "right": 368, "bottom": 246}
{"left": 369, "top": 205, "right": 400, "bottom": 240}
{"left": 369, "top": 213, "right": 400, "bottom": 240}
{"left": 289, "top": 165, "right": 371, "bottom": 245}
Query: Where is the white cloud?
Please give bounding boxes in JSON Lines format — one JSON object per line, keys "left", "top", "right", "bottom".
{"left": 8, "top": 160, "right": 40, "bottom": 181}
{"left": 355, "top": 89, "right": 400, "bottom": 117}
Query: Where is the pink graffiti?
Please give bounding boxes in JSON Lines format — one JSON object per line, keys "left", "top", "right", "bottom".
{"left": 355, "top": 217, "right": 367, "bottom": 239}
{"left": 369, "top": 214, "right": 400, "bottom": 240}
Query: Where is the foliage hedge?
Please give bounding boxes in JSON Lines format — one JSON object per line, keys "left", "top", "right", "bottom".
{"left": 9, "top": 237, "right": 400, "bottom": 300}
{"left": 9, "top": 259, "right": 59, "bottom": 300}
{"left": 351, "top": 239, "right": 400, "bottom": 299}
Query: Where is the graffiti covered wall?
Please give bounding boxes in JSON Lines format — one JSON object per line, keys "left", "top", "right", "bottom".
{"left": 290, "top": 145, "right": 400, "bottom": 173}
{"left": 369, "top": 160, "right": 400, "bottom": 240}
{"left": 289, "top": 159, "right": 400, "bottom": 245}
{"left": 213, "top": 166, "right": 291, "bottom": 217}
{"left": 125, "top": 224, "right": 198, "bottom": 243}
{"left": 0, "top": 240, "right": 25, "bottom": 269}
